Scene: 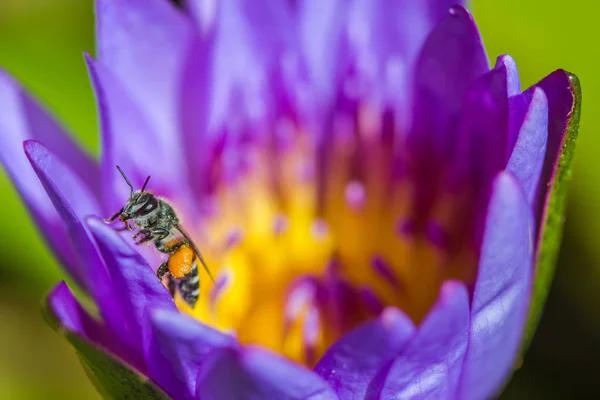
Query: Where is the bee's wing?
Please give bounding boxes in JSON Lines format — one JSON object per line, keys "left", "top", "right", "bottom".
{"left": 175, "top": 224, "right": 215, "bottom": 283}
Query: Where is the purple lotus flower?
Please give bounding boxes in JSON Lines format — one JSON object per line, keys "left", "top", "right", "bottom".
{"left": 0, "top": 0, "right": 580, "bottom": 399}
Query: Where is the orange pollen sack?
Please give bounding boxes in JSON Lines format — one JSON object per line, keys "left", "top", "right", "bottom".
{"left": 168, "top": 244, "right": 195, "bottom": 278}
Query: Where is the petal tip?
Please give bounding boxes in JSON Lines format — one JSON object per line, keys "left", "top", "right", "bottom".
{"left": 83, "top": 52, "right": 95, "bottom": 64}
{"left": 380, "top": 306, "right": 403, "bottom": 326}
{"left": 23, "top": 139, "right": 50, "bottom": 171}
{"left": 495, "top": 169, "right": 519, "bottom": 189}
{"left": 22, "top": 138, "right": 42, "bottom": 154}
{"left": 446, "top": 4, "right": 477, "bottom": 26}
{"left": 440, "top": 279, "right": 468, "bottom": 300}
{"left": 380, "top": 306, "right": 413, "bottom": 332}
{"left": 495, "top": 54, "right": 517, "bottom": 68}
{"left": 565, "top": 70, "right": 582, "bottom": 102}
{"left": 567, "top": 71, "right": 581, "bottom": 85}
{"left": 448, "top": 4, "right": 470, "bottom": 17}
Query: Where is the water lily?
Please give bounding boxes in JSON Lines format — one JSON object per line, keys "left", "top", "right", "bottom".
{"left": 0, "top": 0, "right": 580, "bottom": 399}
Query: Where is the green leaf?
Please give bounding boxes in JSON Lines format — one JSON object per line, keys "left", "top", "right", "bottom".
{"left": 522, "top": 71, "right": 582, "bottom": 353}
{"left": 42, "top": 295, "right": 170, "bottom": 400}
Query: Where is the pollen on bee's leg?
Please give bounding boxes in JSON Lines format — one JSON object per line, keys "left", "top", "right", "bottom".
{"left": 302, "top": 306, "right": 321, "bottom": 367}
{"left": 359, "top": 286, "right": 384, "bottom": 315}
{"left": 209, "top": 268, "right": 232, "bottom": 313}
{"left": 371, "top": 255, "right": 401, "bottom": 290}
{"left": 345, "top": 180, "right": 366, "bottom": 211}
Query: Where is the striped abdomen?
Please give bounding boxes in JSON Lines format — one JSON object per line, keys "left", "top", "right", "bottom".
{"left": 178, "top": 263, "right": 200, "bottom": 307}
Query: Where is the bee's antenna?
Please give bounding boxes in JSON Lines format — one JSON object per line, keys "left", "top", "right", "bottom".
{"left": 116, "top": 165, "right": 135, "bottom": 197}
{"left": 141, "top": 175, "right": 151, "bottom": 192}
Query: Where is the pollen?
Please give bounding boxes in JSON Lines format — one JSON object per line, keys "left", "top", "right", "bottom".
{"left": 168, "top": 244, "right": 195, "bottom": 278}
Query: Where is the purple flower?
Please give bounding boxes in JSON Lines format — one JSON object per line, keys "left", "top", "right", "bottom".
{"left": 0, "top": 1, "right": 580, "bottom": 399}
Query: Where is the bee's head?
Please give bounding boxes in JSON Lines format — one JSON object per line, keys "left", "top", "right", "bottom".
{"left": 116, "top": 166, "right": 157, "bottom": 220}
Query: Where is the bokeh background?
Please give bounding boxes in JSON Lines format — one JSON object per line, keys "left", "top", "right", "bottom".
{"left": 0, "top": 0, "right": 597, "bottom": 398}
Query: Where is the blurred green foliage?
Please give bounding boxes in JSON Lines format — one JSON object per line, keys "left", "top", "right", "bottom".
{"left": 0, "top": 0, "right": 597, "bottom": 398}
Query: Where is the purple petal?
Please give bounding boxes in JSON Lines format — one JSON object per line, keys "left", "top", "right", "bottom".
{"left": 47, "top": 281, "right": 144, "bottom": 373}
{"left": 24, "top": 140, "right": 102, "bottom": 285}
{"left": 344, "top": 0, "right": 460, "bottom": 99}
{"left": 196, "top": 346, "right": 337, "bottom": 400}
{"left": 48, "top": 281, "right": 112, "bottom": 348}
{"left": 24, "top": 141, "right": 132, "bottom": 363}
{"left": 184, "top": 0, "right": 296, "bottom": 197}
{"left": 203, "top": 0, "right": 295, "bottom": 129}
{"left": 188, "top": 0, "right": 293, "bottom": 51}
{"left": 507, "top": 88, "right": 548, "bottom": 206}
{"left": 0, "top": 71, "right": 99, "bottom": 288}
{"left": 409, "top": 5, "right": 488, "bottom": 161}
{"left": 86, "top": 216, "right": 177, "bottom": 368}
{"left": 93, "top": 0, "right": 200, "bottom": 218}
{"left": 379, "top": 281, "right": 470, "bottom": 399}
{"left": 147, "top": 309, "right": 236, "bottom": 400}
{"left": 0, "top": 70, "right": 99, "bottom": 190}
{"left": 455, "top": 65, "right": 509, "bottom": 187}
{"left": 457, "top": 171, "right": 533, "bottom": 400}
{"left": 185, "top": 0, "right": 217, "bottom": 33}
{"left": 85, "top": 56, "right": 195, "bottom": 217}
{"left": 95, "top": 0, "right": 195, "bottom": 140}
{"left": 297, "top": 0, "right": 461, "bottom": 109}
{"left": 24, "top": 141, "right": 101, "bottom": 224}
{"left": 495, "top": 55, "right": 520, "bottom": 96}
{"left": 296, "top": 0, "right": 346, "bottom": 103}
{"left": 314, "top": 307, "right": 415, "bottom": 398}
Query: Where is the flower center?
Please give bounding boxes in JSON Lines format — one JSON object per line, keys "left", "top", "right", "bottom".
{"left": 176, "top": 107, "right": 477, "bottom": 367}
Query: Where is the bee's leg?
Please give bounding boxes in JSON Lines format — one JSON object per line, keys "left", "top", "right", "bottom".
{"left": 104, "top": 208, "right": 124, "bottom": 223}
{"left": 115, "top": 221, "right": 133, "bottom": 232}
{"left": 157, "top": 263, "right": 177, "bottom": 300}
{"left": 157, "top": 262, "right": 169, "bottom": 280}
{"left": 133, "top": 229, "right": 151, "bottom": 240}
{"left": 136, "top": 234, "right": 156, "bottom": 245}
{"left": 151, "top": 228, "right": 170, "bottom": 241}
{"left": 167, "top": 275, "right": 178, "bottom": 298}
{"left": 134, "top": 229, "right": 157, "bottom": 244}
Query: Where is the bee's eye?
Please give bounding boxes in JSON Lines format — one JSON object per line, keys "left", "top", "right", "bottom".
{"left": 135, "top": 193, "right": 148, "bottom": 204}
{"left": 137, "top": 196, "right": 159, "bottom": 216}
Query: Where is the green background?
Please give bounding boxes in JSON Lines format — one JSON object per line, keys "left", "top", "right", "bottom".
{"left": 0, "top": 0, "right": 597, "bottom": 398}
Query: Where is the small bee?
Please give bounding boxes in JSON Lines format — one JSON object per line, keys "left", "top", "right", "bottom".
{"left": 105, "top": 165, "right": 213, "bottom": 307}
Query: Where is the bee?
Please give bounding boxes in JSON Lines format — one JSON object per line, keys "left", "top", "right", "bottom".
{"left": 105, "top": 165, "right": 213, "bottom": 307}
